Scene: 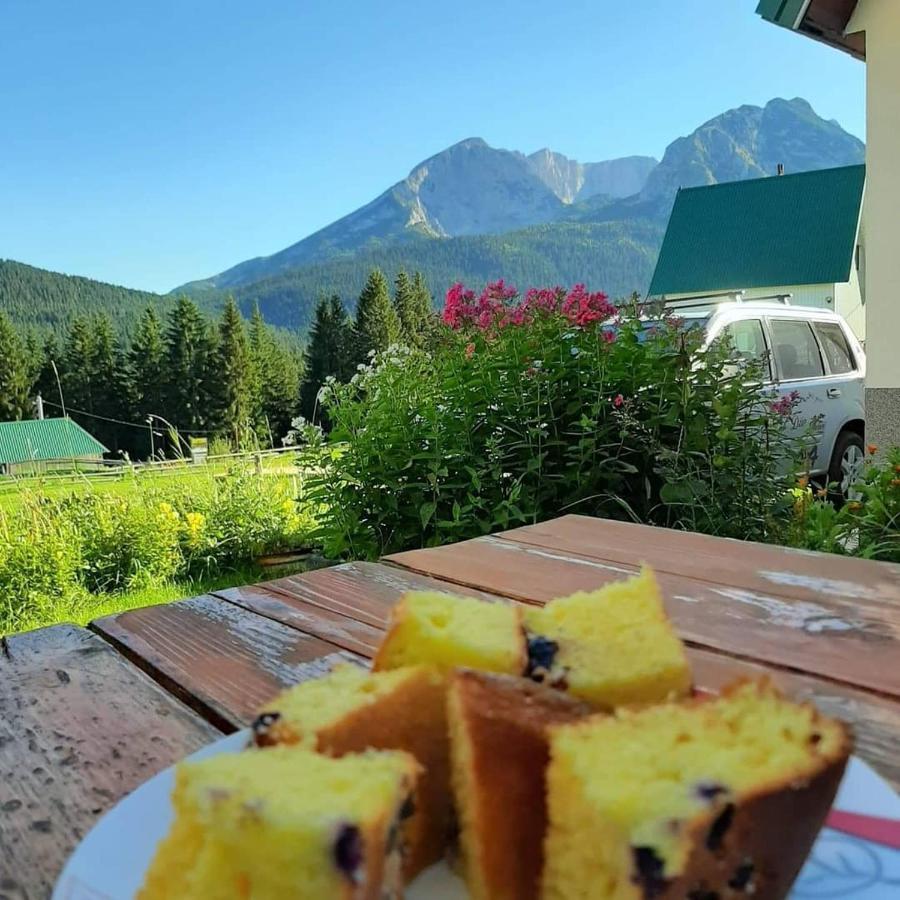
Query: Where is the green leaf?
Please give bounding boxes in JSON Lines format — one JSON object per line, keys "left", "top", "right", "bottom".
{"left": 419, "top": 501, "right": 436, "bottom": 529}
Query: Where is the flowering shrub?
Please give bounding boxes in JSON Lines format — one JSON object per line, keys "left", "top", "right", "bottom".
{"left": 303, "top": 281, "right": 812, "bottom": 559}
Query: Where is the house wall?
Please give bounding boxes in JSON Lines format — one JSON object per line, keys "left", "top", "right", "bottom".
{"left": 848, "top": 0, "right": 900, "bottom": 447}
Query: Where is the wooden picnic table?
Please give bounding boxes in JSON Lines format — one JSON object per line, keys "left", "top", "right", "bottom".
{"left": 2, "top": 514, "right": 899, "bottom": 898}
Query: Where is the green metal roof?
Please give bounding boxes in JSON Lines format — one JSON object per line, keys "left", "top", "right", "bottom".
{"left": 649, "top": 164, "right": 865, "bottom": 296}
{"left": 756, "top": 0, "right": 808, "bottom": 28}
{"left": 0, "top": 418, "right": 108, "bottom": 465}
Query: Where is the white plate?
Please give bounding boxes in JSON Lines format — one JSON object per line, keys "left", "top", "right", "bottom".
{"left": 54, "top": 731, "right": 900, "bottom": 899}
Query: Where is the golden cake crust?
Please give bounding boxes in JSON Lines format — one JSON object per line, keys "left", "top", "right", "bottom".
{"left": 642, "top": 750, "right": 849, "bottom": 899}
{"left": 449, "top": 669, "right": 591, "bottom": 900}
{"left": 542, "top": 679, "right": 852, "bottom": 900}
{"left": 252, "top": 666, "right": 450, "bottom": 881}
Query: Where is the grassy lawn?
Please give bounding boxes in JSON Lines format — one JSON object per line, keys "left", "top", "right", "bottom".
{"left": 0, "top": 451, "right": 323, "bottom": 637}
{"left": 11, "top": 562, "right": 310, "bottom": 634}
{"left": 0, "top": 452, "right": 302, "bottom": 515}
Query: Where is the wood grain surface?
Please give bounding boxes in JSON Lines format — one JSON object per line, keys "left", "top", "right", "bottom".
{"left": 214, "top": 561, "right": 505, "bottom": 657}
{"left": 0, "top": 624, "right": 220, "bottom": 899}
{"left": 6, "top": 515, "right": 900, "bottom": 897}
{"left": 386, "top": 532, "right": 900, "bottom": 697}
{"left": 91, "top": 594, "right": 361, "bottom": 729}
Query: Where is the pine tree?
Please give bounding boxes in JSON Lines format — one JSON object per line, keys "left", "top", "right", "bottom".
{"left": 163, "top": 296, "right": 211, "bottom": 440}
{"left": 300, "top": 295, "right": 352, "bottom": 423}
{"left": 22, "top": 332, "right": 43, "bottom": 391}
{"left": 249, "top": 303, "right": 301, "bottom": 444}
{"left": 61, "top": 316, "right": 97, "bottom": 416}
{"left": 88, "top": 315, "right": 126, "bottom": 452}
{"left": 411, "top": 271, "right": 436, "bottom": 345}
{"left": 129, "top": 307, "right": 167, "bottom": 452}
{"left": 392, "top": 270, "right": 417, "bottom": 344}
{"left": 0, "top": 312, "right": 29, "bottom": 420}
{"left": 213, "top": 298, "right": 254, "bottom": 447}
{"left": 35, "top": 334, "right": 62, "bottom": 412}
{"left": 392, "top": 270, "right": 434, "bottom": 346}
{"left": 352, "top": 268, "right": 400, "bottom": 362}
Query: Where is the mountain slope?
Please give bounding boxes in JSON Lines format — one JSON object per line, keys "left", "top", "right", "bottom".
{"left": 180, "top": 98, "right": 863, "bottom": 309}
{"left": 180, "top": 141, "right": 659, "bottom": 294}
{"left": 525, "top": 150, "right": 657, "bottom": 204}
{"left": 224, "top": 217, "right": 665, "bottom": 332}
{"left": 637, "top": 97, "right": 865, "bottom": 208}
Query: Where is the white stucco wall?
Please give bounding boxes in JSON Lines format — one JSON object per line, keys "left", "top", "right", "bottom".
{"left": 847, "top": 1, "right": 900, "bottom": 388}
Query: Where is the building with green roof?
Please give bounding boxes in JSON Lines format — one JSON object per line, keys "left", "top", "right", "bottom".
{"left": 648, "top": 164, "right": 866, "bottom": 339}
{"left": 0, "top": 417, "right": 108, "bottom": 476}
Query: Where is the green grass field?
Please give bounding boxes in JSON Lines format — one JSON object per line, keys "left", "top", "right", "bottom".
{"left": 0, "top": 452, "right": 301, "bottom": 515}
{"left": 10, "top": 561, "right": 310, "bottom": 634}
{"left": 0, "top": 450, "right": 320, "bottom": 636}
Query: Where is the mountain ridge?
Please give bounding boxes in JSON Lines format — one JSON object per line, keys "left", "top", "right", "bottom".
{"left": 176, "top": 97, "right": 863, "bottom": 302}
{"left": 1, "top": 98, "right": 864, "bottom": 338}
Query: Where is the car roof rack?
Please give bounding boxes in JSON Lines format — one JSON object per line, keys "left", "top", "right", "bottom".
{"left": 661, "top": 291, "right": 792, "bottom": 310}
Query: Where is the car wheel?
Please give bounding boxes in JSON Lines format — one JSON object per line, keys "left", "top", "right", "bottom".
{"left": 828, "top": 431, "right": 865, "bottom": 504}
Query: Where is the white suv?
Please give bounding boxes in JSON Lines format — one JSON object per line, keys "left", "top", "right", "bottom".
{"left": 668, "top": 299, "right": 866, "bottom": 496}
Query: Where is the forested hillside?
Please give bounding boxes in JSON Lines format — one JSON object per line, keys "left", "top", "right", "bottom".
{"left": 0, "top": 259, "right": 221, "bottom": 337}
{"left": 222, "top": 218, "right": 664, "bottom": 332}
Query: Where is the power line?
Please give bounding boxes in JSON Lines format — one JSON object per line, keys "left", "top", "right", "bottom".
{"left": 41, "top": 399, "right": 214, "bottom": 434}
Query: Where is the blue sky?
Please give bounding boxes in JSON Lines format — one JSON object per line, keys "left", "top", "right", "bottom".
{"left": 1, "top": 0, "right": 865, "bottom": 293}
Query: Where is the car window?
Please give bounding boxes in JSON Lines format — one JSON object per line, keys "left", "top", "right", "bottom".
{"left": 769, "top": 319, "right": 825, "bottom": 380}
{"left": 814, "top": 321, "right": 856, "bottom": 375}
{"left": 718, "top": 318, "right": 770, "bottom": 379}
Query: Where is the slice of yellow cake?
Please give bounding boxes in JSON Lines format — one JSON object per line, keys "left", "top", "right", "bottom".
{"left": 543, "top": 680, "right": 851, "bottom": 900}
{"left": 522, "top": 567, "right": 691, "bottom": 707}
{"left": 139, "top": 745, "right": 420, "bottom": 900}
{"left": 251, "top": 664, "right": 449, "bottom": 880}
{"left": 447, "top": 669, "right": 590, "bottom": 900}
{"left": 373, "top": 590, "right": 526, "bottom": 675}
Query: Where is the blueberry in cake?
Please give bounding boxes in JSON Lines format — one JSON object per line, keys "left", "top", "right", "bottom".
{"left": 542, "top": 679, "right": 850, "bottom": 899}
{"left": 523, "top": 567, "right": 692, "bottom": 708}
{"left": 139, "top": 745, "right": 419, "bottom": 899}
{"left": 251, "top": 664, "right": 449, "bottom": 880}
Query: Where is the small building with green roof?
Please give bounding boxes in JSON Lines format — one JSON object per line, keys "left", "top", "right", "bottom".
{"left": 0, "top": 417, "right": 108, "bottom": 476}
{"left": 648, "top": 164, "right": 866, "bottom": 340}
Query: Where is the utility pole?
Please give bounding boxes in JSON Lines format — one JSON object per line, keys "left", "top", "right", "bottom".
{"left": 147, "top": 416, "right": 155, "bottom": 460}
{"left": 34, "top": 393, "right": 44, "bottom": 420}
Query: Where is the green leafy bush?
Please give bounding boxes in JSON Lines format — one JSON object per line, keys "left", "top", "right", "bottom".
{"left": 301, "top": 282, "right": 811, "bottom": 559}
{"left": 0, "top": 467, "right": 316, "bottom": 634}
{"left": 791, "top": 447, "right": 900, "bottom": 562}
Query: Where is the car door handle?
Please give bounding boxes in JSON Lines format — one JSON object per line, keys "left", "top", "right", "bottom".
{"left": 826, "top": 388, "right": 842, "bottom": 399}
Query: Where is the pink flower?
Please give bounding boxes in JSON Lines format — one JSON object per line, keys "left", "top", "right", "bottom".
{"left": 613, "top": 393, "right": 624, "bottom": 408}
{"left": 601, "top": 329, "right": 616, "bottom": 344}
{"left": 443, "top": 283, "right": 477, "bottom": 329}
{"left": 465, "top": 342, "right": 475, "bottom": 358}
{"left": 561, "top": 284, "right": 614, "bottom": 329}
{"left": 770, "top": 395, "right": 794, "bottom": 417}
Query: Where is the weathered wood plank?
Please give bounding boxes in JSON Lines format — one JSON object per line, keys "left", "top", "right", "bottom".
{"left": 213, "top": 582, "right": 385, "bottom": 658}
{"left": 0, "top": 623, "right": 221, "bottom": 899}
{"left": 260, "top": 561, "right": 506, "bottom": 630}
{"left": 687, "top": 646, "right": 900, "bottom": 792}
{"left": 91, "top": 596, "right": 361, "bottom": 730}
{"left": 386, "top": 534, "right": 900, "bottom": 698}
{"left": 502, "top": 515, "right": 900, "bottom": 616}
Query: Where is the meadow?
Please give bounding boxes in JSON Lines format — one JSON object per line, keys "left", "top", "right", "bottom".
{"left": 0, "top": 450, "right": 317, "bottom": 635}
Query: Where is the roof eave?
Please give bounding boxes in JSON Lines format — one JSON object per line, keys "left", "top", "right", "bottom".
{"left": 756, "top": 0, "right": 865, "bottom": 61}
